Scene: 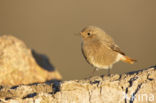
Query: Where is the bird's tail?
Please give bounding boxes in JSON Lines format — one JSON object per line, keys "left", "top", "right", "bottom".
{"left": 120, "top": 55, "right": 136, "bottom": 64}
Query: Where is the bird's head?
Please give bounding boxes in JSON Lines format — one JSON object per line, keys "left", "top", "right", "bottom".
{"left": 80, "top": 26, "right": 105, "bottom": 41}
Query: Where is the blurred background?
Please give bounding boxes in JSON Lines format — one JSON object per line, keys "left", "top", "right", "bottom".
{"left": 0, "top": 0, "right": 156, "bottom": 80}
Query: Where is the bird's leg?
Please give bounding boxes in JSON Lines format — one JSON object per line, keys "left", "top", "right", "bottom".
{"left": 107, "top": 68, "right": 111, "bottom": 76}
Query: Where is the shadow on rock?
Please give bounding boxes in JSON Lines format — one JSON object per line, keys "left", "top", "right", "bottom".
{"left": 31, "top": 49, "right": 55, "bottom": 72}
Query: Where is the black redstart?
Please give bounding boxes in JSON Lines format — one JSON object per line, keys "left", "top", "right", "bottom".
{"left": 80, "top": 26, "right": 136, "bottom": 75}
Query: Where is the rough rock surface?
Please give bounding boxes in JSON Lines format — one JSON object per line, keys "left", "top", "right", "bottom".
{"left": 0, "top": 66, "right": 156, "bottom": 103}
{"left": 0, "top": 35, "right": 62, "bottom": 86}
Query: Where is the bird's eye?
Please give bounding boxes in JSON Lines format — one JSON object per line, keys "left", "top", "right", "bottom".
{"left": 87, "top": 33, "right": 91, "bottom": 36}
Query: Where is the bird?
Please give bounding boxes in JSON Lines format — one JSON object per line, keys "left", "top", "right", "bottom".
{"left": 80, "top": 25, "right": 136, "bottom": 76}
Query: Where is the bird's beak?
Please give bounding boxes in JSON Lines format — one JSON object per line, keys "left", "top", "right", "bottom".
{"left": 80, "top": 32, "right": 85, "bottom": 38}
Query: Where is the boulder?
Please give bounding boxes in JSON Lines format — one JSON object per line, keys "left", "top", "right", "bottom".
{"left": 0, "top": 35, "right": 62, "bottom": 86}
{"left": 0, "top": 66, "right": 156, "bottom": 103}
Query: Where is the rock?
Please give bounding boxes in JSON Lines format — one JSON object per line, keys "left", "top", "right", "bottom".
{"left": 0, "top": 35, "right": 62, "bottom": 86}
{"left": 0, "top": 66, "right": 156, "bottom": 103}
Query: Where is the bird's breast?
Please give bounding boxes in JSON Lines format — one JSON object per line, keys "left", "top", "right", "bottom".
{"left": 82, "top": 40, "right": 118, "bottom": 69}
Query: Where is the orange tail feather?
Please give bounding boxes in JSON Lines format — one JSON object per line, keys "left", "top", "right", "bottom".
{"left": 120, "top": 56, "right": 136, "bottom": 64}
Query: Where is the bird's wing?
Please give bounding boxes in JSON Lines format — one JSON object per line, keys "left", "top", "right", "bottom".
{"left": 110, "top": 44, "right": 125, "bottom": 55}
{"left": 101, "top": 40, "right": 125, "bottom": 55}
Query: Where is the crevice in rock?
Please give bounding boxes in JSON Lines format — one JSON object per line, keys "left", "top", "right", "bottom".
{"left": 148, "top": 65, "right": 156, "bottom": 69}
{"left": 10, "top": 85, "right": 19, "bottom": 89}
{"left": 117, "top": 74, "right": 122, "bottom": 81}
{"left": 129, "top": 83, "right": 142, "bottom": 103}
{"left": 0, "top": 86, "right": 3, "bottom": 90}
{"left": 147, "top": 74, "right": 154, "bottom": 81}
{"left": 23, "top": 92, "right": 37, "bottom": 99}
{"left": 51, "top": 81, "right": 61, "bottom": 94}
{"left": 28, "top": 82, "right": 40, "bottom": 86}
{"left": 124, "top": 76, "right": 138, "bottom": 103}
{"left": 127, "top": 65, "right": 156, "bottom": 75}
{"left": 112, "top": 74, "right": 122, "bottom": 81}
{"left": 5, "top": 97, "right": 11, "bottom": 100}
{"left": 88, "top": 90, "right": 92, "bottom": 103}
{"left": 125, "top": 88, "right": 128, "bottom": 103}
{"left": 90, "top": 80, "right": 100, "bottom": 86}
{"left": 128, "top": 77, "right": 138, "bottom": 87}
{"left": 100, "top": 75, "right": 104, "bottom": 78}
{"left": 99, "top": 86, "right": 102, "bottom": 96}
